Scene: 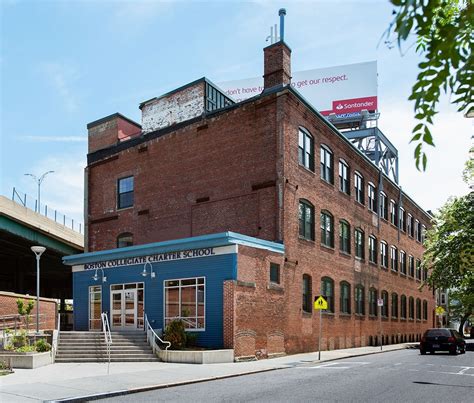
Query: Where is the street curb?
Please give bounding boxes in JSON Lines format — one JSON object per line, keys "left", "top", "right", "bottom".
{"left": 47, "top": 344, "right": 415, "bottom": 402}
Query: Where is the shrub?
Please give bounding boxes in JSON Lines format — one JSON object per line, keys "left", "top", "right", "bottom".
{"left": 11, "top": 330, "right": 27, "bottom": 348}
{"left": 186, "top": 332, "right": 198, "bottom": 347}
{"left": 35, "top": 339, "right": 51, "bottom": 352}
{"left": 15, "top": 345, "right": 36, "bottom": 353}
{"left": 163, "top": 319, "right": 187, "bottom": 350}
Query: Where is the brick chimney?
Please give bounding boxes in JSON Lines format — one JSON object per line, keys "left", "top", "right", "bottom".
{"left": 263, "top": 41, "right": 292, "bottom": 90}
{"left": 87, "top": 113, "right": 141, "bottom": 153}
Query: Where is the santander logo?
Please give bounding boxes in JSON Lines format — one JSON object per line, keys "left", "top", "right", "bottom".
{"left": 331, "top": 96, "right": 377, "bottom": 114}
{"left": 335, "top": 104, "right": 344, "bottom": 110}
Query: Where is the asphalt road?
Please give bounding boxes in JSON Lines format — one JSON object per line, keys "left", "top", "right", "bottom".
{"left": 97, "top": 346, "right": 474, "bottom": 403}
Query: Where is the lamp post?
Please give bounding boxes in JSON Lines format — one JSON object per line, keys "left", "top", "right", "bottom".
{"left": 31, "top": 246, "right": 46, "bottom": 334}
{"left": 24, "top": 171, "right": 54, "bottom": 214}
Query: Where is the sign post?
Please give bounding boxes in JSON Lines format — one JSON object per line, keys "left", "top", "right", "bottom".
{"left": 314, "top": 295, "right": 328, "bottom": 360}
{"left": 377, "top": 298, "right": 384, "bottom": 351}
{"left": 435, "top": 306, "right": 445, "bottom": 328}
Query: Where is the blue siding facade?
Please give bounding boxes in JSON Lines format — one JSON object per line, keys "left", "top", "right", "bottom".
{"left": 73, "top": 253, "right": 237, "bottom": 348}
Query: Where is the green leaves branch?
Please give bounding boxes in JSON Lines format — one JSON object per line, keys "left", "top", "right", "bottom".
{"left": 387, "top": 0, "right": 473, "bottom": 170}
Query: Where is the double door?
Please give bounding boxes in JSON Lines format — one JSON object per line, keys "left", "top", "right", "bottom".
{"left": 111, "top": 286, "right": 142, "bottom": 330}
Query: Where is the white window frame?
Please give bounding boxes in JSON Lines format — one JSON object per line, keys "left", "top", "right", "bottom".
{"left": 164, "top": 277, "right": 206, "bottom": 331}
{"left": 368, "top": 182, "right": 376, "bottom": 212}
{"left": 89, "top": 285, "right": 102, "bottom": 331}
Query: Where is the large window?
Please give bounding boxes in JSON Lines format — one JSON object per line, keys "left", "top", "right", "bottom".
{"left": 118, "top": 176, "right": 134, "bottom": 209}
{"left": 399, "top": 207, "right": 406, "bottom": 231}
{"left": 299, "top": 200, "right": 315, "bottom": 240}
{"left": 368, "top": 183, "right": 377, "bottom": 212}
{"left": 421, "top": 225, "right": 427, "bottom": 244}
{"left": 380, "top": 241, "right": 388, "bottom": 268}
{"left": 165, "top": 277, "right": 205, "bottom": 330}
{"left": 400, "top": 250, "right": 407, "bottom": 275}
{"left": 302, "top": 274, "right": 312, "bottom": 313}
{"left": 354, "top": 172, "right": 364, "bottom": 204}
{"left": 320, "top": 145, "right": 334, "bottom": 184}
{"left": 415, "top": 219, "right": 420, "bottom": 241}
{"left": 409, "top": 255, "right": 415, "bottom": 277}
{"left": 369, "top": 288, "right": 378, "bottom": 316}
{"left": 390, "top": 246, "right": 398, "bottom": 272}
{"left": 321, "top": 277, "right": 335, "bottom": 313}
{"left": 400, "top": 295, "right": 407, "bottom": 319}
{"left": 368, "top": 235, "right": 377, "bottom": 264}
{"left": 320, "top": 211, "right": 334, "bottom": 248}
{"left": 407, "top": 213, "right": 414, "bottom": 237}
{"left": 355, "top": 228, "right": 365, "bottom": 259}
{"left": 390, "top": 200, "right": 397, "bottom": 225}
{"left": 339, "top": 220, "right": 351, "bottom": 254}
{"left": 339, "top": 160, "right": 350, "bottom": 194}
{"left": 423, "top": 300, "right": 428, "bottom": 320}
{"left": 381, "top": 290, "right": 389, "bottom": 317}
{"left": 298, "top": 128, "right": 314, "bottom": 171}
{"left": 391, "top": 293, "right": 398, "bottom": 318}
{"left": 379, "top": 192, "right": 388, "bottom": 219}
{"left": 355, "top": 285, "right": 365, "bottom": 315}
{"left": 416, "top": 298, "right": 422, "bottom": 320}
{"left": 409, "top": 296, "right": 414, "bottom": 319}
{"left": 89, "top": 286, "right": 102, "bottom": 330}
{"left": 117, "top": 232, "right": 133, "bottom": 248}
{"left": 340, "top": 281, "right": 351, "bottom": 314}
{"left": 416, "top": 259, "right": 421, "bottom": 280}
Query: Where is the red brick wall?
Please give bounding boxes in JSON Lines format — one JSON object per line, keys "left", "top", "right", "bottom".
{"left": 0, "top": 292, "right": 57, "bottom": 331}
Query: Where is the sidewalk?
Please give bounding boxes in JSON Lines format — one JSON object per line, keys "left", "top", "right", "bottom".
{"left": 0, "top": 343, "right": 415, "bottom": 402}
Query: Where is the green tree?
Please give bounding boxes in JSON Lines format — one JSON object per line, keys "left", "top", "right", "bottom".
{"left": 422, "top": 192, "right": 474, "bottom": 333}
{"left": 386, "top": 0, "right": 473, "bottom": 170}
{"left": 16, "top": 299, "right": 35, "bottom": 332}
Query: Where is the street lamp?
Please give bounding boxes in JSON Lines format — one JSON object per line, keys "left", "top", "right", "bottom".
{"left": 24, "top": 171, "right": 54, "bottom": 214}
{"left": 92, "top": 268, "right": 107, "bottom": 283}
{"left": 31, "top": 246, "right": 46, "bottom": 334}
{"left": 141, "top": 262, "right": 156, "bottom": 278}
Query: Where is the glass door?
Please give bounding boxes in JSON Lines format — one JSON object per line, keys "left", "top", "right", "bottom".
{"left": 111, "top": 289, "right": 125, "bottom": 329}
{"left": 123, "top": 289, "right": 137, "bottom": 328}
{"left": 110, "top": 283, "right": 144, "bottom": 330}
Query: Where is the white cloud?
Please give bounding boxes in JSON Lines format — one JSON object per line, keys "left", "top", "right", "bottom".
{"left": 40, "top": 62, "right": 81, "bottom": 112}
{"left": 20, "top": 135, "right": 86, "bottom": 143}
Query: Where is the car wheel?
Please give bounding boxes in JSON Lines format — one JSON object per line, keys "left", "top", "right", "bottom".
{"left": 420, "top": 350, "right": 426, "bottom": 355}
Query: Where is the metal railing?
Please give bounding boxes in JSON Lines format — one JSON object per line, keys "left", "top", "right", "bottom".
{"left": 0, "top": 313, "right": 46, "bottom": 332}
{"left": 11, "top": 187, "right": 83, "bottom": 234}
{"left": 144, "top": 314, "right": 171, "bottom": 355}
{"left": 51, "top": 312, "right": 61, "bottom": 362}
{"left": 101, "top": 312, "right": 112, "bottom": 374}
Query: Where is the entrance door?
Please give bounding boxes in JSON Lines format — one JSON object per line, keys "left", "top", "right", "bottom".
{"left": 111, "top": 289, "right": 137, "bottom": 330}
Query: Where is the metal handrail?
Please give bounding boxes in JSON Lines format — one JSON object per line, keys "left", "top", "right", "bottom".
{"left": 101, "top": 312, "right": 112, "bottom": 374}
{"left": 52, "top": 312, "right": 61, "bottom": 362}
{"left": 144, "top": 314, "right": 171, "bottom": 354}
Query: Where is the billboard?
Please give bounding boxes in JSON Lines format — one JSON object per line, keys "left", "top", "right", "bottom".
{"left": 218, "top": 61, "right": 377, "bottom": 118}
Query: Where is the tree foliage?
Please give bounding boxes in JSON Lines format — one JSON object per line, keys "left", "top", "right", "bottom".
{"left": 422, "top": 191, "right": 474, "bottom": 331}
{"left": 386, "top": 0, "right": 473, "bottom": 170}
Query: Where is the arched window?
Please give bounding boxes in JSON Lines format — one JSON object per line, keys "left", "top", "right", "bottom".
{"left": 423, "top": 300, "right": 428, "bottom": 320}
{"left": 369, "top": 288, "right": 378, "bottom": 316}
{"left": 400, "top": 295, "right": 407, "bottom": 319}
{"left": 354, "top": 171, "right": 364, "bottom": 204}
{"left": 298, "top": 128, "right": 314, "bottom": 171}
{"left": 355, "top": 228, "right": 365, "bottom": 259}
{"left": 409, "top": 297, "right": 415, "bottom": 319}
{"left": 368, "top": 235, "right": 377, "bottom": 264}
{"left": 355, "top": 285, "right": 365, "bottom": 315}
{"left": 368, "top": 182, "right": 377, "bottom": 212}
{"left": 320, "top": 211, "right": 334, "bottom": 248}
{"left": 299, "top": 199, "right": 315, "bottom": 240}
{"left": 381, "top": 290, "right": 389, "bottom": 317}
{"left": 339, "top": 159, "right": 350, "bottom": 194}
{"left": 302, "top": 274, "right": 312, "bottom": 313}
{"left": 379, "top": 192, "right": 388, "bottom": 219}
{"left": 321, "top": 277, "right": 335, "bottom": 312}
{"left": 416, "top": 298, "right": 421, "bottom": 320}
{"left": 339, "top": 220, "right": 351, "bottom": 254}
{"left": 320, "top": 145, "right": 334, "bottom": 184}
{"left": 391, "top": 293, "right": 398, "bottom": 318}
{"left": 117, "top": 232, "right": 133, "bottom": 248}
{"left": 340, "top": 281, "right": 351, "bottom": 314}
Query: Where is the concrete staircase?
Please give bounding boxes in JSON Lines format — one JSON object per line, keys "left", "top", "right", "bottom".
{"left": 55, "top": 331, "right": 160, "bottom": 363}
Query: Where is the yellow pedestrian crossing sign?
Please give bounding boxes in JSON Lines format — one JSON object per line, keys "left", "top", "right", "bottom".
{"left": 314, "top": 295, "right": 328, "bottom": 310}
{"left": 435, "top": 306, "right": 445, "bottom": 315}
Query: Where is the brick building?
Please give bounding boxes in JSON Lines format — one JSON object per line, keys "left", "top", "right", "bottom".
{"left": 64, "top": 39, "right": 434, "bottom": 358}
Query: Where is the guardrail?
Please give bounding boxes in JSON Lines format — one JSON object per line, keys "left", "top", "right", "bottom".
{"left": 144, "top": 314, "right": 171, "bottom": 355}
{"left": 101, "top": 312, "right": 112, "bottom": 374}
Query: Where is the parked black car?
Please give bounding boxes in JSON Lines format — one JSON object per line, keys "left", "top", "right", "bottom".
{"left": 420, "top": 328, "right": 466, "bottom": 355}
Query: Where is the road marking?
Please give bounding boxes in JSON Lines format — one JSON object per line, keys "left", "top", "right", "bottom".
{"left": 457, "top": 367, "right": 471, "bottom": 375}
{"left": 309, "top": 361, "right": 369, "bottom": 369}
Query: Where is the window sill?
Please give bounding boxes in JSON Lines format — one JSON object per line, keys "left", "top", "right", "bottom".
{"left": 320, "top": 243, "right": 335, "bottom": 253}
{"left": 320, "top": 178, "right": 334, "bottom": 188}
{"left": 298, "top": 164, "right": 316, "bottom": 176}
{"left": 354, "top": 200, "right": 365, "bottom": 208}
{"left": 339, "top": 251, "right": 351, "bottom": 259}
{"left": 339, "top": 313, "right": 352, "bottom": 318}
{"left": 400, "top": 318, "right": 407, "bottom": 322}
{"left": 298, "top": 237, "right": 315, "bottom": 245}
{"left": 391, "top": 270, "right": 399, "bottom": 275}
{"left": 267, "top": 283, "right": 284, "bottom": 293}
{"left": 355, "top": 313, "right": 365, "bottom": 319}
{"left": 355, "top": 257, "right": 365, "bottom": 263}
{"left": 339, "top": 190, "right": 351, "bottom": 199}
{"left": 391, "top": 317, "right": 399, "bottom": 321}
{"left": 117, "top": 206, "right": 134, "bottom": 212}
{"left": 400, "top": 273, "right": 407, "bottom": 277}
{"left": 381, "top": 266, "right": 388, "bottom": 271}
{"left": 369, "top": 261, "right": 378, "bottom": 268}
{"left": 302, "top": 311, "right": 312, "bottom": 318}
{"left": 369, "top": 315, "right": 378, "bottom": 320}
{"left": 322, "top": 312, "right": 335, "bottom": 317}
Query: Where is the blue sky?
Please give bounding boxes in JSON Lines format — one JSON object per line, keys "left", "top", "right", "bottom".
{"left": 1, "top": 0, "right": 472, "bottom": 228}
